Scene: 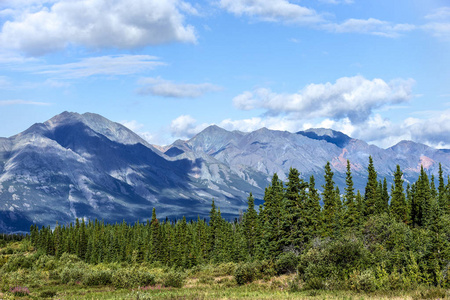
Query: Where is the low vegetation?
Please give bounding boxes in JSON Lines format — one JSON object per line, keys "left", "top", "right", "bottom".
{"left": 0, "top": 157, "right": 449, "bottom": 298}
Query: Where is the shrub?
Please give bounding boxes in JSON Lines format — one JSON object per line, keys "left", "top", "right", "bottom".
{"left": 234, "top": 260, "right": 275, "bottom": 286}
{"left": 288, "top": 276, "right": 301, "bottom": 292}
{"left": 303, "top": 277, "right": 325, "bottom": 290}
{"left": 1, "top": 254, "right": 32, "bottom": 272}
{"left": 214, "top": 262, "right": 237, "bottom": 276}
{"left": 112, "top": 268, "right": 155, "bottom": 289}
{"left": 60, "top": 266, "right": 84, "bottom": 284}
{"left": 258, "top": 260, "right": 276, "bottom": 277}
{"left": 82, "top": 270, "right": 113, "bottom": 286}
{"left": 0, "top": 255, "right": 7, "bottom": 268}
{"left": 58, "top": 253, "right": 81, "bottom": 267}
{"left": 412, "top": 286, "right": 448, "bottom": 300}
{"left": 0, "top": 247, "right": 14, "bottom": 255}
{"left": 234, "top": 263, "right": 257, "bottom": 285}
{"left": 275, "top": 252, "right": 299, "bottom": 275}
{"left": 163, "top": 271, "right": 185, "bottom": 288}
{"left": 34, "top": 255, "right": 57, "bottom": 271}
{"left": 347, "top": 269, "right": 376, "bottom": 292}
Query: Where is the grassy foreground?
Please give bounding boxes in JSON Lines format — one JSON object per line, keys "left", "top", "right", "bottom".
{"left": 0, "top": 275, "right": 447, "bottom": 300}
{"left": 1, "top": 241, "right": 448, "bottom": 300}
{"left": 0, "top": 275, "right": 447, "bottom": 299}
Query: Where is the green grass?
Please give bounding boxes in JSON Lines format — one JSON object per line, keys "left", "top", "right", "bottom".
{"left": 0, "top": 243, "right": 448, "bottom": 300}
{"left": 0, "top": 274, "right": 445, "bottom": 300}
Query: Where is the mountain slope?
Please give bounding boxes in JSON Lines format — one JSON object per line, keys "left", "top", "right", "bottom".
{"left": 0, "top": 112, "right": 252, "bottom": 232}
{"left": 2, "top": 112, "right": 450, "bottom": 232}
{"left": 165, "top": 126, "right": 450, "bottom": 191}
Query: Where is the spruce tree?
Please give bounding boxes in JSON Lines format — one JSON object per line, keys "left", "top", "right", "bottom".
{"left": 343, "top": 160, "right": 358, "bottom": 228}
{"left": 243, "top": 193, "right": 258, "bottom": 257}
{"left": 390, "top": 165, "right": 407, "bottom": 223}
{"left": 355, "top": 190, "right": 363, "bottom": 226}
{"left": 304, "top": 175, "right": 322, "bottom": 241}
{"left": 334, "top": 186, "right": 342, "bottom": 236}
{"left": 430, "top": 175, "right": 437, "bottom": 200}
{"left": 438, "top": 163, "right": 446, "bottom": 212}
{"left": 382, "top": 177, "right": 389, "bottom": 213}
{"left": 260, "top": 173, "right": 284, "bottom": 259}
{"left": 281, "top": 167, "right": 308, "bottom": 250}
{"left": 149, "top": 208, "right": 160, "bottom": 262}
{"left": 322, "top": 162, "right": 337, "bottom": 236}
{"left": 364, "top": 156, "right": 378, "bottom": 217}
{"left": 78, "top": 219, "right": 87, "bottom": 260}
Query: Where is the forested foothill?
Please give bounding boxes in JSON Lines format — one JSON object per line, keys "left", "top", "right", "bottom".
{"left": 0, "top": 157, "right": 449, "bottom": 299}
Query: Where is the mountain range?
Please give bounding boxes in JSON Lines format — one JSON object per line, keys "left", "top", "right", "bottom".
{"left": 1, "top": 112, "right": 449, "bottom": 232}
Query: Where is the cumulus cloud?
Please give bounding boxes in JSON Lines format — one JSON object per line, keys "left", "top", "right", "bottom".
{"left": 0, "top": 50, "right": 38, "bottom": 64}
{"left": 219, "top": 0, "right": 323, "bottom": 24}
{"left": 233, "top": 76, "right": 415, "bottom": 123}
{"left": 28, "top": 55, "right": 164, "bottom": 79}
{"left": 0, "top": 0, "right": 197, "bottom": 56}
{"left": 0, "top": 99, "right": 50, "bottom": 106}
{"left": 170, "top": 115, "right": 209, "bottom": 139}
{"left": 323, "top": 18, "right": 415, "bottom": 37}
{"left": 137, "top": 77, "right": 222, "bottom": 98}
{"left": 120, "top": 120, "right": 145, "bottom": 133}
{"left": 120, "top": 120, "right": 162, "bottom": 144}
{"left": 164, "top": 109, "right": 450, "bottom": 149}
{"left": 300, "top": 111, "right": 450, "bottom": 149}
{"left": 404, "top": 111, "right": 450, "bottom": 148}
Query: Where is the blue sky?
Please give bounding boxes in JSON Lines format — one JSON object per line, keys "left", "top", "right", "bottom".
{"left": 0, "top": 0, "right": 449, "bottom": 148}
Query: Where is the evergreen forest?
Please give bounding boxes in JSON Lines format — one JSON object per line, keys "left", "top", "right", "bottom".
{"left": 0, "top": 157, "right": 449, "bottom": 299}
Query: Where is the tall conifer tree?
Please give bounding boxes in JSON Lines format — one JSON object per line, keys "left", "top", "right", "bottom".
{"left": 281, "top": 168, "right": 307, "bottom": 250}
{"left": 304, "top": 175, "right": 322, "bottom": 241}
{"left": 343, "top": 160, "right": 358, "bottom": 228}
{"left": 322, "top": 162, "right": 337, "bottom": 236}
{"left": 364, "top": 156, "right": 378, "bottom": 217}
{"left": 390, "top": 165, "right": 407, "bottom": 223}
{"left": 243, "top": 193, "right": 258, "bottom": 257}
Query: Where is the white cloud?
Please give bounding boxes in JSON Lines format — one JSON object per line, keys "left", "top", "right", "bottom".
{"left": 233, "top": 76, "right": 415, "bottom": 123}
{"left": 0, "top": 50, "right": 38, "bottom": 64}
{"left": 308, "top": 111, "right": 450, "bottom": 149}
{"left": 0, "top": 0, "right": 197, "bottom": 56}
{"left": 219, "top": 1, "right": 414, "bottom": 38}
{"left": 0, "top": 99, "right": 50, "bottom": 106}
{"left": 219, "top": 0, "right": 323, "bottom": 24}
{"left": 170, "top": 115, "right": 209, "bottom": 139}
{"left": 137, "top": 77, "right": 222, "bottom": 98}
{"left": 425, "top": 7, "right": 450, "bottom": 20}
{"left": 163, "top": 108, "right": 450, "bottom": 149}
{"left": 318, "top": 0, "right": 354, "bottom": 4}
{"left": 120, "top": 120, "right": 145, "bottom": 132}
{"left": 29, "top": 55, "right": 164, "bottom": 79}
{"left": 120, "top": 120, "right": 163, "bottom": 145}
{"left": 423, "top": 7, "right": 450, "bottom": 40}
{"left": 323, "top": 18, "right": 415, "bottom": 37}
{"left": 404, "top": 111, "right": 450, "bottom": 148}
{"left": 423, "top": 22, "right": 450, "bottom": 40}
